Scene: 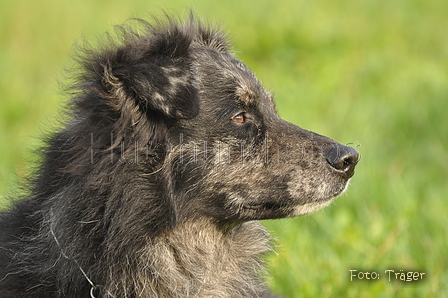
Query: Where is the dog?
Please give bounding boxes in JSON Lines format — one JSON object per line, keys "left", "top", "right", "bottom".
{"left": 0, "top": 15, "right": 359, "bottom": 297}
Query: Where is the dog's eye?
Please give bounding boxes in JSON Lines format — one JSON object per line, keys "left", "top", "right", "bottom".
{"left": 231, "top": 112, "right": 246, "bottom": 123}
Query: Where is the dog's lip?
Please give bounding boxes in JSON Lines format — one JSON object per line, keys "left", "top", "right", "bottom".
{"left": 242, "top": 202, "right": 283, "bottom": 211}
{"left": 242, "top": 194, "right": 338, "bottom": 211}
{"left": 240, "top": 183, "right": 347, "bottom": 212}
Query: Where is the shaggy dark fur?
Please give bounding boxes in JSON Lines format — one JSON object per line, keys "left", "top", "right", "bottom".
{"left": 0, "top": 15, "right": 359, "bottom": 297}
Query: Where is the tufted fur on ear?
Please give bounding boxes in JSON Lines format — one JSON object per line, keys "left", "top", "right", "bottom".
{"left": 84, "top": 17, "right": 203, "bottom": 118}
{"left": 59, "top": 15, "right": 230, "bottom": 173}
{"left": 74, "top": 14, "right": 230, "bottom": 121}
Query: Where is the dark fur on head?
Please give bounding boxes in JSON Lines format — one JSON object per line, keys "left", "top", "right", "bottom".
{"left": 0, "top": 14, "right": 358, "bottom": 297}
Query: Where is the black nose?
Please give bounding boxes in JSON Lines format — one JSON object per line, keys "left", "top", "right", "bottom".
{"left": 325, "top": 145, "right": 359, "bottom": 178}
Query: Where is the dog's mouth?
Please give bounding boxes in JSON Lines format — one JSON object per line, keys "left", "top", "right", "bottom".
{"left": 240, "top": 192, "right": 342, "bottom": 219}
{"left": 242, "top": 202, "right": 283, "bottom": 211}
{"left": 234, "top": 181, "right": 349, "bottom": 219}
{"left": 239, "top": 202, "right": 292, "bottom": 220}
{"left": 242, "top": 191, "right": 338, "bottom": 212}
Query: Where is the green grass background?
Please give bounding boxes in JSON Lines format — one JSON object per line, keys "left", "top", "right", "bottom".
{"left": 1, "top": 0, "right": 447, "bottom": 297}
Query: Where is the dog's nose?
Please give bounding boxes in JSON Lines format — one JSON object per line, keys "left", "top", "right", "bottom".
{"left": 325, "top": 145, "right": 359, "bottom": 178}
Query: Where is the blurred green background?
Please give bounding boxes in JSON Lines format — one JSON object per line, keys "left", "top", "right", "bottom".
{"left": 1, "top": 0, "right": 447, "bottom": 297}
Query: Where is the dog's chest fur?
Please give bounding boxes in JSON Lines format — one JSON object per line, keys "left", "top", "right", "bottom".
{"left": 122, "top": 221, "right": 272, "bottom": 298}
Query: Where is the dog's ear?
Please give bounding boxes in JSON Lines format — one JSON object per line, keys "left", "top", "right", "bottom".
{"left": 93, "top": 20, "right": 200, "bottom": 120}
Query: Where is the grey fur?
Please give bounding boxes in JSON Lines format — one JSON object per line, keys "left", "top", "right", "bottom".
{"left": 0, "top": 14, "right": 358, "bottom": 297}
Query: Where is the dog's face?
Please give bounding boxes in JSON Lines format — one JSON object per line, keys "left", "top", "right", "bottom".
{"left": 79, "top": 19, "right": 358, "bottom": 225}
{"left": 162, "top": 48, "right": 358, "bottom": 222}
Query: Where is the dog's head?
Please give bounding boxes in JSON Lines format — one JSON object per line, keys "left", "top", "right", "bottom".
{"left": 71, "top": 16, "right": 358, "bottom": 225}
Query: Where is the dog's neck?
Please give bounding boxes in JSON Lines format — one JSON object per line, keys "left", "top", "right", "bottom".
{"left": 122, "top": 220, "right": 272, "bottom": 297}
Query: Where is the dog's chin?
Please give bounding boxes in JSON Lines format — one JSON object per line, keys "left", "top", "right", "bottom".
{"left": 230, "top": 179, "right": 351, "bottom": 220}
{"left": 290, "top": 198, "right": 334, "bottom": 217}
{"left": 236, "top": 196, "right": 336, "bottom": 220}
{"left": 291, "top": 178, "right": 353, "bottom": 217}
{"left": 237, "top": 197, "right": 335, "bottom": 220}
{"left": 288, "top": 179, "right": 351, "bottom": 217}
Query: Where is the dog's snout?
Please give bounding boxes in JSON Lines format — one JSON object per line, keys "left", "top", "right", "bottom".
{"left": 325, "top": 145, "right": 359, "bottom": 178}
